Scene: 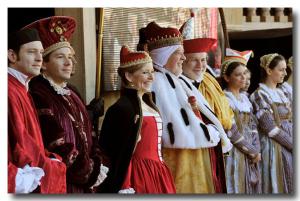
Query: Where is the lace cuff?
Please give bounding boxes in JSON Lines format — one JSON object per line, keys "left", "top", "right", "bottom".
{"left": 15, "top": 164, "right": 45, "bottom": 193}
{"left": 90, "top": 164, "right": 109, "bottom": 188}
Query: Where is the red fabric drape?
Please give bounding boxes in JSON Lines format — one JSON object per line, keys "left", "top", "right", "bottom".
{"left": 8, "top": 75, "right": 66, "bottom": 193}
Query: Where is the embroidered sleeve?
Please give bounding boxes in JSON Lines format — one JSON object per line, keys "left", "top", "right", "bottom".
{"left": 250, "top": 90, "right": 272, "bottom": 119}
{"left": 250, "top": 90, "right": 292, "bottom": 151}
{"left": 249, "top": 113, "right": 261, "bottom": 151}
{"left": 257, "top": 110, "right": 292, "bottom": 151}
{"left": 227, "top": 123, "right": 259, "bottom": 159}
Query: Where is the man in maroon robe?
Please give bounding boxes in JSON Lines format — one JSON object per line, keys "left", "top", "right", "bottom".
{"left": 24, "top": 16, "right": 108, "bottom": 193}
{"left": 8, "top": 28, "right": 67, "bottom": 193}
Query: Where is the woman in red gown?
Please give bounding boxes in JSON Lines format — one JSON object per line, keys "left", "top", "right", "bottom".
{"left": 98, "top": 45, "right": 176, "bottom": 194}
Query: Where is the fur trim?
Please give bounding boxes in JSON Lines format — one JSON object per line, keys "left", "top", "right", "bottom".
{"left": 178, "top": 75, "right": 233, "bottom": 153}
{"left": 180, "top": 108, "right": 189, "bottom": 125}
{"left": 179, "top": 76, "right": 192, "bottom": 90}
{"left": 200, "top": 123, "right": 210, "bottom": 141}
{"left": 165, "top": 73, "right": 175, "bottom": 89}
{"left": 151, "top": 68, "right": 220, "bottom": 148}
{"left": 167, "top": 122, "right": 175, "bottom": 144}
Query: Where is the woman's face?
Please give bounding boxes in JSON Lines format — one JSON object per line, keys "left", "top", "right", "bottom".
{"left": 126, "top": 62, "right": 155, "bottom": 92}
{"left": 243, "top": 70, "right": 251, "bottom": 91}
{"left": 225, "top": 64, "right": 247, "bottom": 90}
{"left": 268, "top": 60, "right": 287, "bottom": 84}
{"left": 164, "top": 46, "right": 186, "bottom": 76}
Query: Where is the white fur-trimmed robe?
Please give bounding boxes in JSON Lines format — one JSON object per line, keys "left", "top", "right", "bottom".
{"left": 151, "top": 67, "right": 231, "bottom": 152}
{"left": 179, "top": 75, "right": 232, "bottom": 153}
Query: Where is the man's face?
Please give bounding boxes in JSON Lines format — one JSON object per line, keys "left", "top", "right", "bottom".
{"left": 183, "top": 52, "right": 207, "bottom": 81}
{"left": 8, "top": 41, "right": 44, "bottom": 77}
{"left": 42, "top": 47, "right": 74, "bottom": 84}
{"left": 164, "top": 46, "right": 186, "bottom": 76}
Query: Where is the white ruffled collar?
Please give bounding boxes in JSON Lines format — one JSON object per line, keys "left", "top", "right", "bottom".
{"left": 42, "top": 74, "right": 71, "bottom": 96}
{"left": 259, "top": 83, "right": 288, "bottom": 103}
{"left": 224, "top": 89, "right": 252, "bottom": 113}
{"left": 280, "top": 82, "right": 293, "bottom": 96}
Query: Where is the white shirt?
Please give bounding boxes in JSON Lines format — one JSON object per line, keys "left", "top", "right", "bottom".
{"left": 8, "top": 67, "right": 31, "bottom": 91}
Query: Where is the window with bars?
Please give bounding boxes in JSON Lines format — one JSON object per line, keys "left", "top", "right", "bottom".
{"left": 101, "top": 8, "right": 218, "bottom": 91}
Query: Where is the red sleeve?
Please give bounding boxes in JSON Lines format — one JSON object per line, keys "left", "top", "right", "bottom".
{"left": 8, "top": 82, "right": 67, "bottom": 194}
{"left": 8, "top": 162, "right": 18, "bottom": 193}
{"left": 44, "top": 149, "right": 63, "bottom": 161}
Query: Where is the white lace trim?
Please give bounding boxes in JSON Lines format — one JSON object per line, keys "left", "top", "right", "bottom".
{"left": 280, "top": 82, "right": 293, "bottom": 99}
{"left": 224, "top": 90, "right": 252, "bottom": 113}
{"left": 118, "top": 188, "right": 135, "bottom": 194}
{"left": 179, "top": 75, "right": 232, "bottom": 153}
{"left": 91, "top": 164, "right": 109, "bottom": 188}
{"left": 143, "top": 111, "right": 159, "bottom": 117}
{"left": 259, "top": 83, "right": 288, "bottom": 104}
{"left": 42, "top": 74, "right": 71, "bottom": 96}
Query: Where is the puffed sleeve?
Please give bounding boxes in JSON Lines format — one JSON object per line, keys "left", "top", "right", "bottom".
{"left": 250, "top": 90, "right": 292, "bottom": 151}
{"left": 249, "top": 113, "right": 261, "bottom": 151}
{"left": 227, "top": 120, "right": 260, "bottom": 159}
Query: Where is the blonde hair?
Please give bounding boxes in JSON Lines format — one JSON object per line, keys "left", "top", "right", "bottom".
{"left": 260, "top": 53, "right": 279, "bottom": 70}
{"left": 118, "top": 63, "right": 148, "bottom": 86}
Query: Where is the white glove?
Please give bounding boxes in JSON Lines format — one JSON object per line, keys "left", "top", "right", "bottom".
{"left": 209, "top": 124, "right": 233, "bottom": 153}
{"left": 90, "top": 164, "right": 109, "bottom": 188}
{"left": 118, "top": 188, "right": 135, "bottom": 194}
{"left": 15, "top": 164, "right": 45, "bottom": 193}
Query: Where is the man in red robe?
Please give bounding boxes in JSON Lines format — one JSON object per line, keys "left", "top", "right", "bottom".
{"left": 8, "top": 28, "right": 67, "bottom": 193}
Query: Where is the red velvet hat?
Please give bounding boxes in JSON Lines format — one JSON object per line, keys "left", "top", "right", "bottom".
{"left": 180, "top": 11, "right": 217, "bottom": 53}
{"left": 145, "top": 21, "right": 182, "bottom": 51}
{"left": 119, "top": 45, "right": 152, "bottom": 68}
{"left": 22, "top": 16, "right": 76, "bottom": 57}
{"left": 183, "top": 38, "right": 217, "bottom": 54}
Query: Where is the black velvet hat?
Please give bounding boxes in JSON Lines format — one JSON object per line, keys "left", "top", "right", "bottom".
{"left": 8, "top": 28, "right": 41, "bottom": 50}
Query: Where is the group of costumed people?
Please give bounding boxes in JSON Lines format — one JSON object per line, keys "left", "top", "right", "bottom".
{"left": 8, "top": 13, "right": 293, "bottom": 194}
